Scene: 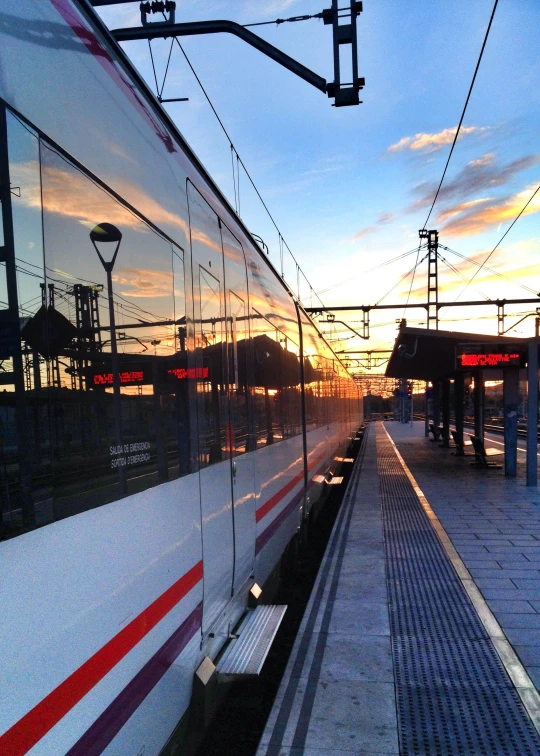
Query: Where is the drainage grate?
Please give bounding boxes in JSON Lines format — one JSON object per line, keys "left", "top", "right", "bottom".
{"left": 377, "top": 427, "right": 540, "bottom": 755}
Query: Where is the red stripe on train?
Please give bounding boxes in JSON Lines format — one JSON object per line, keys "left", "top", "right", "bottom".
{"left": 255, "top": 452, "right": 326, "bottom": 523}
{"left": 0, "top": 561, "right": 203, "bottom": 756}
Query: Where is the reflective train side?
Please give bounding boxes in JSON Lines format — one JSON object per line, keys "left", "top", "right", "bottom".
{"left": 0, "top": 2, "right": 362, "bottom": 754}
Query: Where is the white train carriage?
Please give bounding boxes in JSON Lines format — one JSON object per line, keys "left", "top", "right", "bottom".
{"left": 0, "top": 1, "right": 363, "bottom": 754}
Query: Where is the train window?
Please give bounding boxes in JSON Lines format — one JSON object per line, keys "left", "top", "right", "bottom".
{"left": 188, "top": 184, "right": 228, "bottom": 469}
{"left": 303, "top": 355, "right": 328, "bottom": 429}
{"left": 1, "top": 117, "right": 189, "bottom": 539}
{"left": 1, "top": 113, "right": 47, "bottom": 537}
{"left": 221, "top": 224, "right": 253, "bottom": 456}
{"left": 196, "top": 265, "right": 226, "bottom": 466}
{"left": 228, "top": 289, "right": 250, "bottom": 454}
{"left": 252, "top": 309, "right": 301, "bottom": 445}
{"left": 39, "top": 142, "right": 189, "bottom": 513}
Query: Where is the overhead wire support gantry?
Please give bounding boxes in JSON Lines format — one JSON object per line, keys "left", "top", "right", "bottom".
{"left": 95, "top": 0, "right": 365, "bottom": 107}
{"left": 306, "top": 298, "right": 540, "bottom": 339}
{"left": 419, "top": 229, "right": 439, "bottom": 330}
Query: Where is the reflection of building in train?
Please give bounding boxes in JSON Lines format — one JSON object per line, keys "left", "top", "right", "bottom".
{"left": 0, "top": 3, "right": 362, "bottom": 756}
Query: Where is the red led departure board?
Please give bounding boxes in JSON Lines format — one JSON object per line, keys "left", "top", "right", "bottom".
{"left": 167, "top": 366, "right": 209, "bottom": 380}
{"left": 88, "top": 363, "right": 210, "bottom": 387}
{"left": 93, "top": 371, "right": 144, "bottom": 386}
{"left": 456, "top": 343, "right": 525, "bottom": 369}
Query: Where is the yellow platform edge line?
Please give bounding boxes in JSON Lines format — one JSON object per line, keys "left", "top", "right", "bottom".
{"left": 382, "top": 424, "right": 540, "bottom": 735}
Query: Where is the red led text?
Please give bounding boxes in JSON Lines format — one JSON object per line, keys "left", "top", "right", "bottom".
{"left": 459, "top": 352, "right": 521, "bottom": 368}
{"left": 167, "top": 366, "right": 209, "bottom": 380}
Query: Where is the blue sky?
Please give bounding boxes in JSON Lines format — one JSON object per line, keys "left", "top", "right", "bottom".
{"left": 97, "top": 0, "right": 540, "bottom": 369}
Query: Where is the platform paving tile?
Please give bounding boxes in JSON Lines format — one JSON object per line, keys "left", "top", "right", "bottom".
{"left": 473, "top": 577, "right": 519, "bottom": 590}
{"left": 327, "top": 599, "right": 390, "bottom": 636}
{"left": 483, "top": 588, "right": 540, "bottom": 600}
{"left": 504, "top": 626, "right": 540, "bottom": 646}
{"left": 514, "top": 645, "right": 540, "bottom": 666}
{"left": 472, "top": 568, "right": 540, "bottom": 579}
{"left": 301, "top": 681, "right": 398, "bottom": 753}
{"left": 496, "top": 613, "right": 540, "bottom": 629}
{"left": 512, "top": 578, "right": 540, "bottom": 589}
{"left": 489, "top": 599, "right": 537, "bottom": 615}
{"left": 496, "top": 556, "right": 537, "bottom": 566}
{"left": 467, "top": 559, "right": 510, "bottom": 569}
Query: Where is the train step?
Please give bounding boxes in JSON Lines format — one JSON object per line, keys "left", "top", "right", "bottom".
{"left": 216, "top": 604, "right": 287, "bottom": 678}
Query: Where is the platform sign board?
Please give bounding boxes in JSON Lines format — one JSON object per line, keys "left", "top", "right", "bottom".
{"left": 456, "top": 343, "right": 526, "bottom": 370}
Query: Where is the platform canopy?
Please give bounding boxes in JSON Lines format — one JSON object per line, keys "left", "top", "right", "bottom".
{"left": 385, "top": 326, "right": 525, "bottom": 382}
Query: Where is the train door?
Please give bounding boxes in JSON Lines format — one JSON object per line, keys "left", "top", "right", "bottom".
{"left": 188, "top": 182, "right": 234, "bottom": 635}
{"left": 221, "top": 226, "right": 256, "bottom": 594}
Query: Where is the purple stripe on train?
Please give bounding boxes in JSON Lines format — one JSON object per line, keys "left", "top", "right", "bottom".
{"left": 255, "top": 489, "right": 304, "bottom": 555}
{"left": 255, "top": 459, "right": 329, "bottom": 555}
{"left": 66, "top": 603, "right": 202, "bottom": 756}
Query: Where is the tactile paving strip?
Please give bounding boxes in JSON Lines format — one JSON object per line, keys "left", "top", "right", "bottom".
{"left": 377, "top": 427, "right": 540, "bottom": 755}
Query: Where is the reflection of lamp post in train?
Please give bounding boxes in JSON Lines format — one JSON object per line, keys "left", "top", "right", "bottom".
{"left": 90, "top": 223, "right": 127, "bottom": 495}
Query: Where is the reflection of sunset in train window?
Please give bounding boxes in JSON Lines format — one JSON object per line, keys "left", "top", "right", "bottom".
{"left": 0, "top": 132, "right": 191, "bottom": 532}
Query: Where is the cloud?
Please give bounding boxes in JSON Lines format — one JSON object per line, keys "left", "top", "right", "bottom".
{"left": 350, "top": 226, "right": 376, "bottom": 241}
{"left": 114, "top": 267, "right": 173, "bottom": 298}
{"left": 9, "top": 160, "right": 189, "bottom": 238}
{"left": 436, "top": 197, "right": 493, "bottom": 224}
{"left": 388, "top": 126, "right": 487, "bottom": 154}
{"left": 410, "top": 153, "right": 540, "bottom": 211}
{"left": 349, "top": 212, "right": 394, "bottom": 242}
{"left": 440, "top": 182, "right": 540, "bottom": 237}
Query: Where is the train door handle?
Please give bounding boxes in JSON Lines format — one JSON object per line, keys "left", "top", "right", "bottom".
{"left": 232, "top": 460, "right": 237, "bottom": 479}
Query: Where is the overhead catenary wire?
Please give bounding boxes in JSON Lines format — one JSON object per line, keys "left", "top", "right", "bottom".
{"left": 159, "top": 38, "right": 175, "bottom": 98}
{"left": 402, "top": 240, "right": 423, "bottom": 319}
{"left": 147, "top": 39, "right": 160, "bottom": 97}
{"left": 230, "top": 144, "right": 239, "bottom": 214}
{"left": 422, "top": 0, "right": 499, "bottom": 229}
{"left": 316, "top": 244, "right": 425, "bottom": 297}
{"left": 440, "top": 243, "right": 540, "bottom": 297}
{"left": 437, "top": 254, "right": 490, "bottom": 301}
{"left": 376, "top": 253, "right": 428, "bottom": 307}
{"left": 455, "top": 182, "right": 540, "bottom": 301}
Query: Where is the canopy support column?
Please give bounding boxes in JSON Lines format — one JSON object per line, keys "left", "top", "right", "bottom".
{"left": 474, "top": 370, "right": 484, "bottom": 442}
{"left": 527, "top": 340, "right": 538, "bottom": 487}
{"left": 454, "top": 374, "right": 465, "bottom": 453}
{"left": 503, "top": 368, "right": 519, "bottom": 477}
{"left": 441, "top": 379, "right": 450, "bottom": 448}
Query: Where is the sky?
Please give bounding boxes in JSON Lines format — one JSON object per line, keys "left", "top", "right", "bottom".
{"left": 96, "top": 0, "right": 540, "bottom": 378}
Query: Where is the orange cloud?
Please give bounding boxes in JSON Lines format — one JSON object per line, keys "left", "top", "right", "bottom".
{"left": 410, "top": 154, "right": 540, "bottom": 212}
{"left": 113, "top": 267, "right": 174, "bottom": 299}
{"left": 348, "top": 212, "right": 394, "bottom": 242}
{"left": 441, "top": 182, "right": 540, "bottom": 237}
{"left": 389, "top": 125, "right": 486, "bottom": 153}
{"left": 436, "top": 197, "right": 493, "bottom": 224}
{"left": 350, "top": 225, "right": 376, "bottom": 241}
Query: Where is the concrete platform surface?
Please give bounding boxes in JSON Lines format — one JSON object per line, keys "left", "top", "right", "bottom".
{"left": 255, "top": 421, "right": 540, "bottom": 756}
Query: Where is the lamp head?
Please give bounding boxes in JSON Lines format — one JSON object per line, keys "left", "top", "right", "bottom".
{"left": 90, "top": 223, "right": 122, "bottom": 271}
{"left": 90, "top": 223, "right": 122, "bottom": 244}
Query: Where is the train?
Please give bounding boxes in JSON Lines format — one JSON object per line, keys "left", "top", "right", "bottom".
{"left": 0, "top": 1, "right": 362, "bottom": 754}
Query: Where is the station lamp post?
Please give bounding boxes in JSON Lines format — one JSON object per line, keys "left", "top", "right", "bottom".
{"left": 90, "top": 223, "right": 127, "bottom": 495}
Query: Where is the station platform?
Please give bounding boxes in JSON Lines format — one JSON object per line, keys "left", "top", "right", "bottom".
{"left": 256, "top": 421, "right": 540, "bottom": 755}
